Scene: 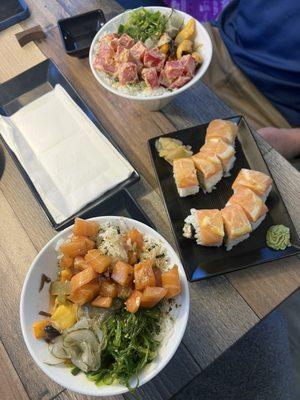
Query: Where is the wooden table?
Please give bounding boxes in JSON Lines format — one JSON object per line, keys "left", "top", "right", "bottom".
{"left": 0, "top": 1, "right": 299, "bottom": 399}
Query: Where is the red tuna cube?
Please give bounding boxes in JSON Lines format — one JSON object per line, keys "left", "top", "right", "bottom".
{"left": 159, "top": 70, "right": 172, "bottom": 88}
{"left": 143, "top": 48, "right": 166, "bottom": 72}
{"left": 118, "top": 33, "right": 134, "bottom": 49}
{"left": 101, "top": 33, "right": 119, "bottom": 51}
{"left": 115, "top": 45, "right": 134, "bottom": 63}
{"left": 130, "top": 41, "right": 147, "bottom": 61}
{"left": 118, "top": 62, "right": 138, "bottom": 86}
{"left": 164, "top": 60, "right": 185, "bottom": 80}
{"left": 142, "top": 67, "right": 159, "bottom": 89}
{"left": 169, "top": 76, "right": 191, "bottom": 89}
{"left": 93, "top": 39, "right": 116, "bottom": 75}
{"left": 180, "top": 54, "right": 196, "bottom": 77}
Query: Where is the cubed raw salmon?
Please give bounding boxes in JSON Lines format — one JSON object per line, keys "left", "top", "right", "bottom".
{"left": 73, "top": 218, "right": 99, "bottom": 237}
{"left": 125, "top": 290, "right": 143, "bottom": 313}
{"left": 161, "top": 265, "right": 181, "bottom": 298}
{"left": 134, "top": 259, "right": 155, "bottom": 291}
{"left": 140, "top": 286, "right": 167, "bottom": 308}
{"left": 111, "top": 261, "right": 134, "bottom": 286}
{"left": 85, "top": 249, "right": 111, "bottom": 273}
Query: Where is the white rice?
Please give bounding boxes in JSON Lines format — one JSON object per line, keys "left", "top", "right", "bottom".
{"left": 197, "top": 169, "right": 223, "bottom": 193}
{"left": 225, "top": 233, "right": 250, "bottom": 251}
{"left": 177, "top": 186, "right": 199, "bottom": 197}
{"left": 251, "top": 212, "right": 267, "bottom": 231}
{"left": 224, "top": 155, "right": 236, "bottom": 177}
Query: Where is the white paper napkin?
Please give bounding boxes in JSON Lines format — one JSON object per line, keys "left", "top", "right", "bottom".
{"left": 0, "top": 84, "right": 135, "bottom": 223}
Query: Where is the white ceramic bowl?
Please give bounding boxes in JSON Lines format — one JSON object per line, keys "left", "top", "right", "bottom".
{"left": 89, "top": 6, "right": 212, "bottom": 111}
{"left": 20, "top": 216, "right": 189, "bottom": 397}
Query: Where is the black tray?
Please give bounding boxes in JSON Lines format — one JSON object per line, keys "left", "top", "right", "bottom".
{"left": 0, "top": 0, "right": 29, "bottom": 31}
{"left": 58, "top": 9, "right": 106, "bottom": 58}
{"left": 0, "top": 59, "right": 139, "bottom": 230}
{"left": 149, "top": 116, "right": 300, "bottom": 281}
{"left": 62, "top": 189, "right": 155, "bottom": 230}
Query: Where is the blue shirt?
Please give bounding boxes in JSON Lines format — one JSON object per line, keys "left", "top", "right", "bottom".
{"left": 219, "top": 0, "right": 300, "bottom": 126}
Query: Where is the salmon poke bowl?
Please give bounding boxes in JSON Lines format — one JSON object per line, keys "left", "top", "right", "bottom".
{"left": 89, "top": 6, "right": 213, "bottom": 110}
{"left": 20, "top": 216, "right": 189, "bottom": 396}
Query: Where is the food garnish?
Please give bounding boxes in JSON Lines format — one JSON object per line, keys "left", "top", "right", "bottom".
{"left": 266, "top": 225, "right": 291, "bottom": 250}
{"left": 155, "top": 137, "right": 193, "bottom": 164}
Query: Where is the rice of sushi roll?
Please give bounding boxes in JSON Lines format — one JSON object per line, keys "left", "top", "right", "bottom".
{"left": 173, "top": 158, "right": 199, "bottom": 197}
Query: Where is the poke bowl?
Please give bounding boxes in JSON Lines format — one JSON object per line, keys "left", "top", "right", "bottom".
{"left": 20, "top": 216, "right": 189, "bottom": 397}
{"left": 89, "top": 6, "right": 212, "bottom": 111}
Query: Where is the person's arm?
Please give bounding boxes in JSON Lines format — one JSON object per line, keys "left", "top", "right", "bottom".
{"left": 257, "top": 127, "right": 300, "bottom": 159}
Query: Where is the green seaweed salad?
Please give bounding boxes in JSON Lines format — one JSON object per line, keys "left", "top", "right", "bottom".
{"left": 118, "top": 8, "right": 167, "bottom": 42}
{"left": 71, "top": 306, "right": 162, "bottom": 390}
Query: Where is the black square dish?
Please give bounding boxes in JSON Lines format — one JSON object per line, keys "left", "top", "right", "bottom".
{"left": 0, "top": 0, "right": 29, "bottom": 31}
{"left": 58, "top": 10, "right": 106, "bottom": 58}
{"left": 0, "top": 59, "right": 139, "bottom": 230}
{"left": 149, "top": 116, "right": 300, "bottom": 281}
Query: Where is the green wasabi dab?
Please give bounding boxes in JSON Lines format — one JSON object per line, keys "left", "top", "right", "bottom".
{"left": 266, "top": 225, "right": 291, "bottom": 250}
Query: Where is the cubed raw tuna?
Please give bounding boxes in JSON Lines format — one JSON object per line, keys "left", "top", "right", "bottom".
{"left": 164, "top": 60, "right": 185, "bottom": 80}
{"left": 130, "top": 41, "right": 147, "bottom": 61}
{"left": 118, "top": 62, "right": 138, "bottom": 86}
{"left": 143, "top": 48, "right": 166, "bottom": 72}
{"left": 93, "top": 39, "right": 116, "bottom": 75}
{"left": 101, "top": 33, "right": 119, "bottom": 51}
{"left": 115, "top": 45, "right": 134, "bottom": 63}
{"left": 118, "top": 33, "right": 134, "bottom": 49}
{"left": 142, "top": 67, "right": 159, "bottom": 89}
{"left": 169, "top": 76, "right": 191, "bottom": 89}
{"left": 158, "top": 70, "right": 172, "bottom": 88}
{"left": 180, "top": 54, "right": 196, "bottom": 77}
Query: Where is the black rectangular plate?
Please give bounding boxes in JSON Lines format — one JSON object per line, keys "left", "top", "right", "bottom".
{"left": 58, "top": 9, "right": 106, "bottom": 58}
{"left": 62, "top": 189, "right": 155, "bottom": 230}
{"left": 149, "top": 116, "right": 300, "bottom": 281}
{"left": 0, "top": 59, "right": 139, "bottom": 230}
{"left": 0, "top": 0, "right": 29, "bottom": 31}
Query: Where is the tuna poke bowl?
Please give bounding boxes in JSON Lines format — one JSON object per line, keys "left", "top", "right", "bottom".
{"left": 89, "top": 7, "right": 212, "bottom": 110}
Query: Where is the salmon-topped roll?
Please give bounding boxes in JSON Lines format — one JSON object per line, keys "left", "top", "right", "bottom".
{"left": 173, "top": 158, "right": 199, "bottom": 197}
{"left": 232, "top": 169, "right": 273, "bottom": 201}
{"left": 226, "top": 187, "right": 268, "bottom": 230}
{"left": 205, "top": 119, "right": 238, "bottom": 146}
{"left": 221, "top": 204, "right": 252, "bottom": 251}
{"left": 183, "top": 208, "right": 224, "bottom": 247}
{"left": 192, "top": 151, "right": 223, "bottom": 193}
{"left": 200, "top": 139, "right": 236, "bottom": 176}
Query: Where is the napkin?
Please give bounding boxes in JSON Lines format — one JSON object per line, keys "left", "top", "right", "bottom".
{"left": 0, "top": 84, "right": 135, "bottom": 223}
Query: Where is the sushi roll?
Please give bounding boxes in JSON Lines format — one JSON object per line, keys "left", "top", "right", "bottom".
{"left": 205, "top": 119, "right": 238, "bottom": 146}
{"left": 192, "top": 151, "right": 223, "bottom": 193}
{"left": 232, "top": 168, "right": 273, "bottom": 201}
{"left": 184, "top": 208, "right": 224, "bottom": 247}
{"left": 200, "top": 139, "right": 236, "bottom": 176}
{"left": 226, "top": 187, "right": 268, "bottom": 230}
{"left": 173, "top": 158, "right": 199, "bottom": 197}
{"left": 221, "top": 204, "right": 252, "bottom": 251}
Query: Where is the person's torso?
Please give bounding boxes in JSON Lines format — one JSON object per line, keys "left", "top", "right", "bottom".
{"left": 219, "top": 0, "right": 300, "bottom": 126}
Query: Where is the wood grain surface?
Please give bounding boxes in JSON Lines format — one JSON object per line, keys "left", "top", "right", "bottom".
{"left": 0, "top": 1, "right": 299, "bottom": 399}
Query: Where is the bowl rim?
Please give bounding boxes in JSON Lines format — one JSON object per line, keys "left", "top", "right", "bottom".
{"left": 89, "top": 6, "right": 213, "bottom": 101}
{"left": 20, "top": 215, "right": 190, "bottom": 397}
